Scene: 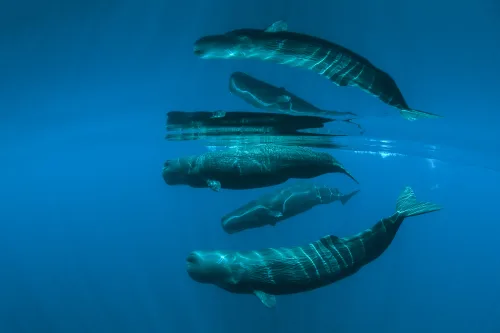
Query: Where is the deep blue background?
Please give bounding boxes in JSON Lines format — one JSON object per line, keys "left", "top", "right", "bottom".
{"left": 1, "top": 1, "right": 499, "bottom": 332}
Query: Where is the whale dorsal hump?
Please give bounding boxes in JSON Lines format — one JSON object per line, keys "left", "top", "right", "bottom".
{"left": 254, "top": 290, "right": 277, "bottom": 308}
{"left": 320, "top": 235, "right": 340, "bottom": 244}
{"left": 264, "top": 21, "right": 288, "bottom": 33}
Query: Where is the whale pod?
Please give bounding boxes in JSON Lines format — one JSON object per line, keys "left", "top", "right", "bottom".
{"left": 186, "top": 186, "right": 441, "bottom": 307}
{"left": 194, "top": 21, "right": 442, "bottom": 121}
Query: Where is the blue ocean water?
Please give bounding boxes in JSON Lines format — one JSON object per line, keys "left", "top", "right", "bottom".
{"left": 1, "top": 0, "right": 499, "bottom": 332}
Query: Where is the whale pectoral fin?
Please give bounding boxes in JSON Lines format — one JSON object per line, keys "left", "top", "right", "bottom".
{"left": 268, "top": 212, "right": 282, "bottom": 226}
{"left": 276, "top": 94, "right": 291, "bottom": 103}
{"left": 269, "top": 210, "right": 283, "bottom": 218}
{"left": 254, "top": 290, "right": 277, "bottom": 308}
{"left": 268, "top": 210, "right": 283, "bottom": 224}
{"left": 206, "top": 179, "right": 221, "bottom": 192}
{"left": 264, "top": 20, "right": 288, "bottom": 33}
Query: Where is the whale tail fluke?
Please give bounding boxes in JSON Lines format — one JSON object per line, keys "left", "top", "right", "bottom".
{"left": 396, "top": 186, "right": 442, "bottom": 218}
{"left": 400, "top": 108, "right": 443, "bottom": 121}
{"left": 340, "top": 189, "right": 360, "bottom": 205}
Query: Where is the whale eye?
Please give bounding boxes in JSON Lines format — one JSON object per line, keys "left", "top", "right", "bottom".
{"left": 164, "top": 160, "right": 171, "bottom": 167}
{"left": 186, "top": 253, "right": 199, "bottom": 264}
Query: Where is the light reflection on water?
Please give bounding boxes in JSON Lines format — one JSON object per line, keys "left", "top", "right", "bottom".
{"left": 201, "top": 135, "right": 499, "bottom": 173}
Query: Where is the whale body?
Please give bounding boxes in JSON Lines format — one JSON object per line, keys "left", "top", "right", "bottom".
{"left": 162, "top": 144, "right": 358, "bottom": 192}
{"left": 229, "top": 71, "right": 357, "bottom": 121}
{"left": 221, "top": 182, "right": 359, "bottom": 234}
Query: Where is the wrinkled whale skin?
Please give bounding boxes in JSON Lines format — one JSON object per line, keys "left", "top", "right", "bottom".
{"left": 162, "top": 144, "right": 357, "bottom": 191}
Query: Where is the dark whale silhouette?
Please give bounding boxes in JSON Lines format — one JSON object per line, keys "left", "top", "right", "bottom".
{"left": 186, "top": 186, "right": 441, "bottom": 307}
{"left": 166, "top": 110, "right": 335, "bottom": 132}
{"left": 162, "top": 144, "right": 358, "bottom": 191}
{"left": 221, "top": 182, "right": 359, "bottom": 234}
{"left": 164, "top": 110, "right": 355, "bottom": 149}
{"left": 194, "top": 21, "right": 442, "bottom": 121}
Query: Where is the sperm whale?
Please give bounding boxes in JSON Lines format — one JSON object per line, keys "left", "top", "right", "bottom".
{"left": 162, "top": 144, "right": 358, "bottom": 192}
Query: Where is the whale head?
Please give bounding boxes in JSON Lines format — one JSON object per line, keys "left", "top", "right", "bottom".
{"left": 186, "top": 249, "right": 279, "bottom": 307}
{"left": 162, "top": 158, "right": 188, "bottom": 185}
{"left": 193, "top": 30, "right": 260, "bottom": 59}
{"left": 186, "top": 250, "right": 243, "bottom": 288}
{"left": 221, "top": 209, "right": 274, "bottom": 234}
{"left": 162, "top": 158, "right": 207, "bottom": 188}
